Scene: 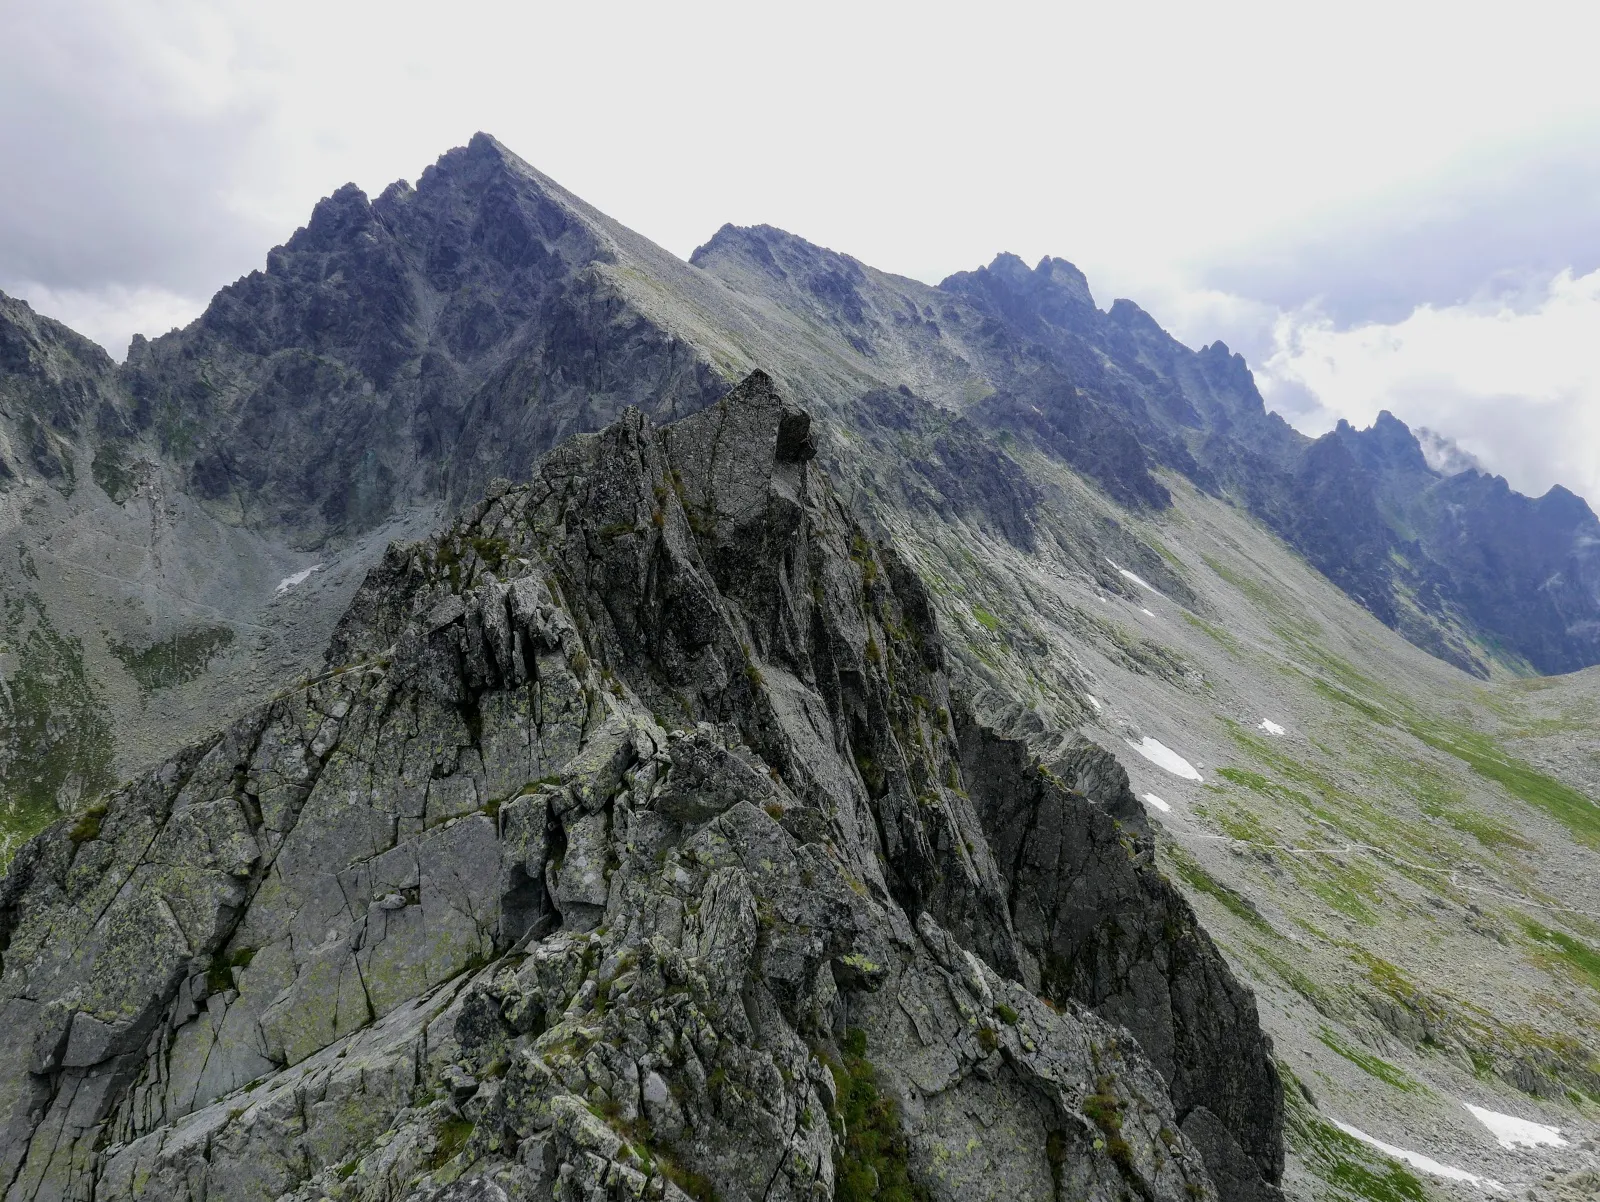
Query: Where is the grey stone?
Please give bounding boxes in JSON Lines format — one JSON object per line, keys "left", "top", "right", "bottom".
{"left": 0, "top": 379, "right": 1276, "bottom": 1201}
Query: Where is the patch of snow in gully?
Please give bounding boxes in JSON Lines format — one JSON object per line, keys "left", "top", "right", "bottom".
{"left": 1125, "top": 737, "right": 1203, "bottom": 782}
{"left": 1258, "top": 719, "right": 1286, "bottom": 736}
{"left": 1140, "top": 607, "right": 1155, "bottom": 617}
{"left": 275, "top": 565, "right": 323, "bottom": 595}
{"left": 1464, "top": 1104, "right": 1565, "bottom": 1149}
{"left": 1106, "top": 558, "right": 1160, "bottom": 594}
{"left": 1141, "top": 793, "right": 1171, "bottom": 813}
{"left": 1084, "top": 694, "right": 1103, "bottom": 714}
{"left": 1331, "top": 1121, "right": 1503, "bottom": 1191}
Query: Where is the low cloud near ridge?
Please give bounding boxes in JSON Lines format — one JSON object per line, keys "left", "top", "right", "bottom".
{"left": 1254, "top": 266, "right": 1600, "bottom": 504}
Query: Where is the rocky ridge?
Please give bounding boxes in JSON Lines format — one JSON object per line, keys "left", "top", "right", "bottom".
{"left": 4, "top": 133, "right": 1600, "bottom": 1200}
{"left": 0, "top": 375, "right": 1283, "bottom": 1201}
{"left": 6, "top": 134, "right": 1600, "bottom": 830}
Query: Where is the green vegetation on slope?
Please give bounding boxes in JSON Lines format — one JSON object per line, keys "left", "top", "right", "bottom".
{"left": 110, "top": 623, "right": 235, "bottom": 691}
{"left": 1281, "top": 1065, "right": 1427, "bottom": 1202}
{"left": 0, "top": 594, "right": 115, "bottom": 864}
{"left": 1286, "top": 634, "right": 1600, "bottom": 849}
{"left": 830, "top": 1029, "right": 927, "bottom": 1202}
{"left": 1165, "top": 843, "right": 1272, "bottom": 933}
{"left": 1317, "top": 1028, "right": 1425, "bottom": 1094}
{"left": 1518, "top": 919, "right": 1600, "bottom": 995}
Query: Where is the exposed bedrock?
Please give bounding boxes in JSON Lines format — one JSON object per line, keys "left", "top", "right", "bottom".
{"left": 0, "top": 373, "right": 1282, "bottom": 1201}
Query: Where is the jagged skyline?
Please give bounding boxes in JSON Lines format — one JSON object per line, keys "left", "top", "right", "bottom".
{"left": 3, "top": 1, "right": 1599, "bottom": 502}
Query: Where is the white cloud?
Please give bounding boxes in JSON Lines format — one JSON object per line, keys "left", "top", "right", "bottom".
{"left": 6, "top": 2, "right": 1600, "bottom": 340}
{"left": 1255, "top": 268, "right": 1600, "bottom": 502}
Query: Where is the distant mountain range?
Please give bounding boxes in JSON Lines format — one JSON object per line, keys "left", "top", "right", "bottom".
{"left": 8, "top": 134, "right": 1597, "bottom": 694}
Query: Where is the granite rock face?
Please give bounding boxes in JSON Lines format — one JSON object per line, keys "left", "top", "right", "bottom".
{"left": 0, "top": 375, "right": 1282, "bottom": 1201}
{"left": 119, "top": 134, "right": 729, "bottom": 548}
{"left": 959, "top": 721, "right": 1284, "bottom": 1200}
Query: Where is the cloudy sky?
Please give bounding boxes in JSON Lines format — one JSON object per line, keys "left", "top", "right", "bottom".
{"left": 4, "top": 0, "right": 1598, "bottom": 501}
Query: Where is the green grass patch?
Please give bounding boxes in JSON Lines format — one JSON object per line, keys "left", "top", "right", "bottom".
{"left": 1318, "top": 1028, "right": 1425, "bottom": 1093}
{"left": 1210, "top": 799, "right": 1273, "bottom": 845}
{"left": 970, "top": 605, "right": 1001, "bottom": 633}
{"left": 1300, "top": 857, "right": 1383, "bottom": 926}
{"left": 1311, "top": 678, "right": 1397, "bottom": 729}
{"left": 1180, "top": 610, "right": 1244, "bottom": 656}
{"left": 68, "top": 802, "right": 106, "bottom": 848}
{"left": 1245, "top": 941, "right": 1331, "bottom": 1010}
{"left": 110, "top": 623, "right": 235, "bottom": 692}
{"left": 1082, "top": 1076, "right": 1137, "bottom": 1180}
{"left": 1325, "top": 1155, "right": 1428, "bottom": 1202}
{"left": 91, "top": 442, "right": 137, "bottom": 502}
{"left": 1283, "top": 1064, "right": 1428, "bottom": 1202}
{"left": 1216, "top": 766, "right": 1273, "bottom": 793}
{"left": 830, "top": 1029, "right": 928, "bottom": 1202}
{"left": 1431, "top": 803, "right": 1532, "bottom": 851}
{"left": 1166, "top": 845, "right": 1271, "bottom": 933}
{"left": 1286, "top": 642, "right": 1600, "bottom": 849}
{"left": 206, "top": 945, "right": 258, "bottom": 994}
{"left": 1410, "top": 720, "right": 1600, "bottom": 849}
{"left": 0, "top": 595, "right": 116, "bottom": 862}
{"left": 1376, "top": 754, "right": 1533, "bottom": 851}
{"left": 427, "top": 1116, "right": 474, "bottom": 1168}
{"left": 1519, "top": 919, "right": 1600, "bottom": 993}
{"left": 1224, "top": 723, "right": 1344, "bottom": 802}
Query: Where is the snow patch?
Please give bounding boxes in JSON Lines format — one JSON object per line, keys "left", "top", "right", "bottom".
{"left": 1140, "top": 607, "right": 1155, "bottom": 617}
{"left": 1464, "top": 1104, "right": 1566, "bottom": 1149}
{"left": 1258, "top": 719, "right": 1286, "bottom": 736}
{"left": 1331, "top": 1121, "right": 1503, "bottom": 1191}
{"left": 1141, "top": 793, "right": 1171, "bottom": 813}
{"left": 1107, "top": 558, "right": 1161, "bottom": 594}
{"left": 1125, "top": 737, "right": 1203, "bottom": 782}
{"left": 1084, "top": 694, "right": 1103, "bottom": 714}
{"left": 275, "top": 565, "right": 323, "bottom": 595}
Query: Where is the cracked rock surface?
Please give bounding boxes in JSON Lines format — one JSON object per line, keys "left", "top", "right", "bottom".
{"left": 0, "top": 373, "right": 1282, "bottom": 1201}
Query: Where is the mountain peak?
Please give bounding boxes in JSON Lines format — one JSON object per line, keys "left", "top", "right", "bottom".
{"left": 290, "top": 182, "right": 376, "bottom": 252}
{"left": 940, "top": 251, "right": 1097, "bottom": 332}
{"left": 1336, "top": 409, "right": 1431, "bottom": 477}
{"left": 466, "top": 129, "right": 513, "bottom": 160}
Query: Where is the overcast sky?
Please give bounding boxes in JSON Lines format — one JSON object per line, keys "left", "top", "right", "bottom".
{"left": 4, "top": 0, "right": 1598, "bottom": 502}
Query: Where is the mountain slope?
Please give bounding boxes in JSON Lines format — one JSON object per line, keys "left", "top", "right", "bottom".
{"left": 6, "top": 135, "right": 1599, "bottom": 834}
{"left": 3, "top": 133, "right": 1600, "bottom": 1198}
{"left": 0, "top": 377, "right": 1284, "bottom": 1202}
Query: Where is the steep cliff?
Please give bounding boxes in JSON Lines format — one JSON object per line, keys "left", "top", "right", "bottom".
{"left": 0, "top": 375, "right": 1282, "bottom": 1202}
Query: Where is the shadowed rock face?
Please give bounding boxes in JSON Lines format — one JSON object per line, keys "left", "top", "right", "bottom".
{"left": 960, "top": 722, "right": 1284, "bottom": 1201}
{"left": 118, "top": 133, "right": 728, "bottom": 547}
{"left": 0, "top": 375, "right": 1281, "bottom": 1202}
{"left": 0, "top": 293, "right": 131, "bottom": 494}
{"left": 925, "top": 251, "right": 1600, "bottom": 675}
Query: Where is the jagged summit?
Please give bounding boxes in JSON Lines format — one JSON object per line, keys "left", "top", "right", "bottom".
{"left": 940, "top": 252, "right": 1099, "bottom": 330}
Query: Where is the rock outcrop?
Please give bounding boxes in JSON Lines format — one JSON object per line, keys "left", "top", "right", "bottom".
{"left": 0, "top": 374, "right": 1282, "bottom": 1201}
